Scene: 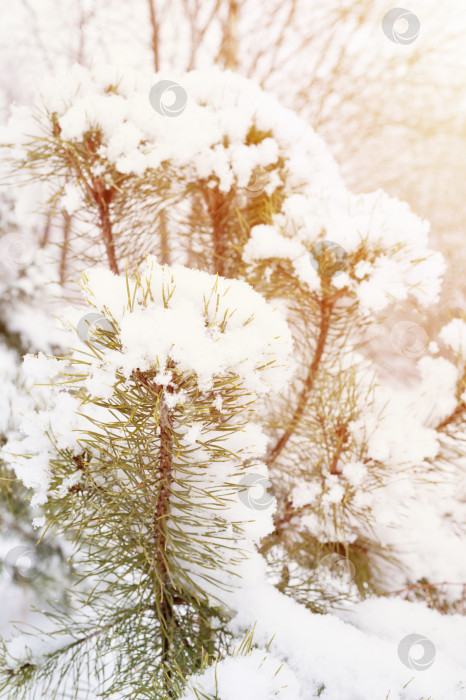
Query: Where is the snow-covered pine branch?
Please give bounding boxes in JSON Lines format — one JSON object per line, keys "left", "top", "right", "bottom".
{"left": 0, "top": 258, "right": 293, "bottom": 697}
{"left": 1, "top": 65, "right": 466, "bottom": 698}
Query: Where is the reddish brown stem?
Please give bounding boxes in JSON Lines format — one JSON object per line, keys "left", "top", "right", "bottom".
{"left": 436, "top": 402, "right": 465, "bottom": 432}
{"left": 328, "top": 423, "right": 350, "bottom": 475}
{"left": 40, "top": 210, "right": 52, "bottom": 247}
{"left": 59, "top": 140, "right": 119, "bottom": 275}
{"left": 153, "top": 386, "right": 175, "bottom": 695}
{"left": 201, "top": 187, "right": 231, "bottom": 276}
{"left": 147, "top": 0, "right": 160, "bottom": 72}
{"left": 60, "top": 211, "right": 71, "bottom": 283}
{"left": 260, "top": 286, "right": 347, "bottom": 553}
{"left": 383, "top": 581, "right": 466, "bottom": 596}
{"left": 96, "top": 198, "right": 119, "bottom": 275}
{"left": 219, "top": 0, "right": 239, "bottom": 70}
{"left": 159, "top": 209, "right": 170, "bottom": 265}
{"left": 154, "top": 397, "right": 173, "bottom": 581}
{"left": 267, "top": 292, "right": 334, "bottom": 467}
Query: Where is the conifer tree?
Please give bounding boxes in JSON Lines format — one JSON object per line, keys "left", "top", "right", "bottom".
{"left": 1, "top": 66, "right": 466, "bottom": 699}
